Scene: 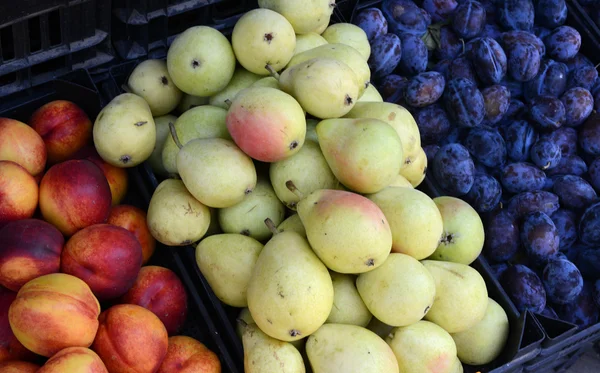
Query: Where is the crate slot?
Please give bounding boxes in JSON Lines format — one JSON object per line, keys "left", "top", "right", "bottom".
{"left": 48, "top": 8, "right": 62, "bottom": 46}
{"left": 0, "top": 25, "right": 14, "bottom": 61}
{"left": 27, "top": 17, "right": 42, "bottom": 53}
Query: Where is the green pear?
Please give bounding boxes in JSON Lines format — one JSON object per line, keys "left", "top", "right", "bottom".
{"left": 277, "top": 214, "right": 306, "bottom": 238}
{"left": 356, "top": 253, "right": 436, "bottom": 327}
{"left": 367, "top": 187, "right": 444, "bottom": 260}
{"left": 209, "top": 66, "right": 262, "bottom": 109}
{"left": 251, "top": 76, "right": 280, "bottom": 89}
{"left": 147, "top": 179, "right": 210, "bottom": 246}
{"left": 177, "top": 94, "right": 209, "bottom": 114}
{"left": 294, "top": 186, "right": 392, "bottom": 274}
{"left": 286, "top": 44, "right": 370, "bottom": 96}
{"left": 358, "top": 84, "right": 383, "bottom": 102}
{"left": 258, "top": 0, "right": 334, "bottom": 34}
{"left": 428, "top": 197, "right": 485, "bottom": 265}
{"left": 305, "top": 119, "right": 319, "bottom": 143}
{"left": 327, "top": 272, "right": 372, "bottom": 327}
{"left": 242, "top": 322, "right": 306, "bottom": 373}
{"left": 162, "top": 105, "right": 229, "bottom": 175}
{"left": 232, "top": 9, "right": 296, "bottom": 75}
{"left": 451, "top": 298, "right": 509, "bottom": 366}
{"left": 293, "top": 33, "right": 328, "bottom": 57}
{"left": 226, "top": 87, "right": 306, "bottom": 162}
{"left": 366, "top": 317, "right": 395, "bottom": 340}
{"left": 399, "top": 146, "right": 427, "bottom": 187}
{"left": 167, "top": 26, "right": 236, "bottom": 96}
{"left": 147, "top": 114, "right": 177, "bottom": 177}
{"left": 317, "top": 117, "right": 403, "bottom": 194}
{"left": 388, "top": 174, "right": 413, "bottom": 188}
{"left": 344, "top": 102, "right": 421, "bottom": 167}
{"left": 388, "top": 321, "right": 458, "bottom": 373}
{"left": 247, "top": 221, "right": 333, "bottom": 341}
{"left": 306, "top": 324, "right": 399, "bottom": 373}
{"left": 127, "top": 59, "right": 183, "bottom": 116}
{"left": 269, "top": 141, "right": 337, "bottom": 210}
{"left": 195, "top": 234, "right": 263, "bottom": 307}
{"left": 171, "top": 125, "right": 257, "bottom": 208}
{"left": 421, "top": 260, "right": 489, "bottom": 334}
{"left": 321, "top": 23, "right": 371, "bottom": 60}
{"left": 218, "top": 179, "right": 286, "bottom": 241}
{"left": 451, "top": 356, "right": 464, "bottom": 373}
{"left": 237, "top": 308, "right": 307, "bottom": 352}
{"left": 278, "top": 58, "right": 359, "bottom": 119}
{"left": 93, "top": 93, "right": 156, "bottom": 168}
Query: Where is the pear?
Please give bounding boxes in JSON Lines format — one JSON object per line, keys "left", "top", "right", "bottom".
{"left": 237, "top": 308, "right": 307, "bottom": 352}
{"left": 127, "top": 59, "right": 183, "bottom": 116}
{"left": 357, "top": 253, "right": 436, "bottom": 327}
{"left": 218, "top": 179, "right": 286, "bottom": 241}
{"left": 242, "top": 322, "right": 306, "bottom": 373}
{"left": 428, "top": 197, "right": 485, "bottom": 265}
{"left": 258, "top": 0, "right": 334, "bottom": 34}
{"left": 147, "top": 179, "right": 210, "bottom": 246}
{"left": 195, "top": 234, "right": 263, "bottom": 307}
{"left": 292, "top": 33, "right": 328, "bottom": 57}
{"left": 306, "top": 119, "right": 319, "bottom": 143}
{"left": 292, "top": 185, "right": 392, "bottom": 274}
{"left": 177, "top": 94, "right": 209, "bottom": 114}
{"left": 278, "top": 58, "right": 359, "bottom": 119}
{"left": 251, "top": 76, "right": 280, "bottom": 89}
{"left": 167, "top": 26, "right": 236, "bottom": 96}
{"left": 147, "top": 114, "right": 177, "bottom": 177}
{"left": 451, "top": 356, "right": 464, "bottom": 373}
{"left": 277, "top": 214, "right": 306, "bottom": 238}
{"left": 327, "top": 272, "right": 372, "bottom": 327}
{"left": 170, "top": 124, "right": 257, "bottom": 208}
{"left": 93, "top": 93, "right": 156, "bottom": 168}
{"left": 306, "top": 324, "right": 399, "bottom": 373}
{"left": 162, "top": 105, "right": 229, "bottom": 175}
{"left": 451, "top": 298, "right": 509, "bottom": 366}
{"left": 366, "top": 317, "right": 395, "bottom": 340}
{"left": 388, "top": 174, "right": 413, "bottom": 188}
{"left": 232, "top": 9, "right": 296, "bottom": 75}
{"left": 247, "top": 219, "right": 333, "bottom": 341}
{"left": 358, "top": 84, "right": 383, "bottom": 102}
{"left": 387, "top": 321, "right": 458, "bottom": 373}
{"left": 321, "top": 23, "right": 371, "bottom": 60}
{"left": 205, "top": 207, "right": 222, "bottom": 237}
{"left": 317, "top": 117, "right": 403, "bottom": 194}
{"left": 367, "top": 187, "right": 444, "bottom": 260}
{"left": 226, "top": 87, "right": 306, "bottom": 162}
{"left": 400, "top": 146, "right": 427, "bottom": 187}
{"left": 422, "top": 260, "right": 489, "bottom": 333}
{"left": 286, "top": 44, "right": 371, "bottom": 96}
{"left": 209, "top": 66, "right": 262, "bottom": 109}
{"left": 269, "top": 141, "right": 337, "bottom": 210}
{"left": 344, "top": 102, "right": 421, "bottom": 167}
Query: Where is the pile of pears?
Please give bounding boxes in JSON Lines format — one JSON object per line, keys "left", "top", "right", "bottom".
{"left": 92, "top": 1, "right": 512, "bottom": 372}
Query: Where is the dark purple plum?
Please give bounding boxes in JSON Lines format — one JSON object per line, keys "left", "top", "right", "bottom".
{"left": 467, "top": 37, "right": 508, "bottom": 85}
{"left": 594, "top": 280, "right": 600, "bottom": 308}
{"left": 521, "top": 211, "right": 560, "bottom": 264}
{"left": 439, "top": 126, "right": 469, "bottom": 146}
{"left": 398, "top": 33, "right": 428, "bottom": 75}
{"left": 434, "top": 25, "right": 463, "bottom": 61}
{"left": 501, "top": 30, "right": 545, "bottom": 57}
{"left": 545, "top": 154, "right": 588, "bottom": 177}
{"left": 404, "top": 71, "right": 445, "bottom": 107}
{"left": 524, "top": 59, "right": 569, "bottom": 102}
{"left": 544, "top": 26, "right": 581, "bottom": 62}
{"left": 553, "top": 175, "right": 598, "bottom": 210}
{"left": 543, "top": 259, "right": 584, "bottom": 304}
{"left": 500, "top": 78, "right": 524, "bottom": 99}
{"left": 482, "top": 85, "right": 511, "bottom": 125}
{"left": 564, "top": 53, "right": 594, "bottom": 72}
{"left": 588, "top": 158, "right": 600, "bottom": 193}
{"left": 381, "top": 0, "right": 432, "bottom": 36}
{"left": 529, "top": 95, "right": 566, "bottom": 130}
{"left": 422, "top": 0, "right": 458, "bottom": 22}
{"left": 368, "top": 33, "right": 403, "bottom": 80}
{"left": 465, "top": 174, "right": 502, "bottom": 213}
{"left": 353, "top": 8, "right": 388, "bottom": 42}
{"left": 432, "top": 143, "right": 475, "bottom": 196}
{"left": 595, "top": 91, "right": 600, "bottom": 112}
{"left": 574, "top": 247, "right": 600, "bottom": 280}
{"left": 506, "top": 191, "right": 560, "bottom": 218}
{"left": 503, "top": 120, "right": 538, "bottom": 162}
{"left": 377, "top": 74, "right": 409, "bottom": 102}
{"left": 500, "top": 264, "right": 547, "bottom": 313}
{"left": 555, "top": 282, "right": 599, "bottom": 328}
{"left": 535, "top": 0, "right": 567, "bottom": 28}
{"left": 491, "top": 263, "right": 510, "bottom": 279}
{"left": 506, "top": 42, "right": 541, "bottom": 82}
{"left": 483, "top": 209, "right": 520, "bottom": 262}
{"left": 579, "top": 113, "right": 600, "bottom": 156}
{"left": 540, "top": 306, "right": 559, "bottom": 319}
{"left": 497, "top": 0, "right": 535, "bottom": 31}
{"left": 543, "top": 176, "right": 556, "bottom": 191}
{"left": 504, "top": 99, "right": 527, "bottom": 121}
{"left": 443, "top": 77, "right": 485, "bottom": 128}
{"left": 541, "top": 127, "right": 578, "bottom": 155}
{"left": 414, "top": 104, "right": 451, "bottom": 145}
{"left": 567, "top": 66, "right": 598, "bottom": 91}
{"left": 463, "top": 127, "right": 507, "bottom": 167}
{"left": 448, "top": 56, "right": 478, "bottom": 83}
{"left": 451, "top": 0, "right": 486, "bottom": 39}
{"left": 501, "top": 162, "right": 546, "bottom": 193}
{"left": 534, "top": 26, "right": 552, "bottom": 41}
{"left": 560, "top": 87, "right": 594, "bottom": 127}
{"left": 424, "top": 144, "right": 440, "bottom": 164}
{"left": 530, "top": 138, "right": 561, "bottom": 170}
{"left": 579, "top": 202, "right": 600, "bottom": 246}
{"left": 551, "top": 209, "right": 578, "bottom": 250}
{"left": 432, "top": 59, "right": 452, "bottom": 80}
{"left": 482, "top": 23, "right": 503, "bottom": 39}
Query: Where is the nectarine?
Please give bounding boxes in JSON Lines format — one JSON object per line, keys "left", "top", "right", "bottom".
{"left": 0, "top": 161, "right": 38, "bottom": 224}
{"left": 0, "top": 118, "right": 46, "bottom": 177}
{"left": 0, "top": 360, "right": 40, "bottom": 373}
{"left": 158, "top": 336, "right": 221, "bottom": 373}
{"left": 0, "top": 288, "right": 36, "bottom": 363}
{"left": 37, "top": 347, "right": 108, "bottom": 373}
{"left": 107, "top": 205, "right": 156, "bottom": 264}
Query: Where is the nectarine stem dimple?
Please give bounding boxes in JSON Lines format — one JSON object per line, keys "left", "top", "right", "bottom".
{"left": 285, "top": 180, "right": 305, "bottom": 200}
{"left": 168, "top": 122, "right": 184, "bottom": 150}
{"left": 264, "top": 218, "right": 279, "bottom": 235}
{"left": 265, "top": 64, "right": 280, "bottom": 80}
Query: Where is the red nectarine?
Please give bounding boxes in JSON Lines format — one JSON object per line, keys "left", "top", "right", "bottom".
{"left": 158, "top": 336, "right": 221, "bottom": 373}
{"left": 0, "top": 118, "right": 46, "bottom": 177}
{"left": 107, "top": 205, "right": 156, "bottom": 264}
{"left": 0, "top": 161, "right": 38, "bottom": 224}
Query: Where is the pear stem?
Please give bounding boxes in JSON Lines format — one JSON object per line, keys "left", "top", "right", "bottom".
{"left": 285, "top": 180, "right": 305, "bottom": 199}
{"left": 264, "top": 218, "right": 279, "bottom": 235}
{"left": 121, "top": 84, "right": 132, "bottom": 93}
{"left": 169, "top": 122, "right": 184, "bottom": 150}
{"left": 224, "top": 99, "right": 232, "bottom": 108}
{"left": 265, "top": 64, "right": 280, "bottom": 80}
{"left": 236, "top": 318, "right": 249, "bottom": 328}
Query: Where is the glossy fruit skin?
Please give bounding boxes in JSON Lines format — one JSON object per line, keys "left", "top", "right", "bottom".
{"left": 467, "top": 37, "right": 508, "bottom": 85}
{"left": 529, "top": 95, "right": 566, "bottom": 130}
{"left": 404, "top": 71, "right": 445, "bottom": 107}
{"left": 414, "top": 104, "right": 451, "bottom": 145}
{"left": 482, "top": 85, "right": 511, "bottom": 125}
{"left": 369, "top": 33, "right": 402, "bottom": 80}
{"left": 354, "top": 8, "right": 388, "bottom": 41}
{"left": 503, "top": 120, "right": 538, "bottom": 162}
{"left": 463, "top": 127, "right": 507, "bottom": 168}
{"left": 530, "top": 138, "right": 561, "bottom": 170}
{"left": 497, "top": 0, "right": 535, "bottom": 31}
{"left": 483, "top": 210, "right": 519, "bottom": 262}
{"left": 432, "top": 143, "right": 475, "bottom": 196}
{"left": 543, "top": 259, "right": 584, "bottom": 305}
{"left": 500, "top": 264, "right": 546, "bottom": 314}
{"left": 443, "top": 77, "right": 485, "bottom": 128}
{"left": 560, "top": 87, "right": 594, "bottom": 127}
{"left": 520, "top": 211, "right": 560, "bottom": 265}
{"left": 524, "top": 59, "right": 569, "bottom": 103}
{"left": 451, "top": 0, "right": 486, "bottom": 39}
{"left": 544, "top": 26, "right": 581, "bottom": 62}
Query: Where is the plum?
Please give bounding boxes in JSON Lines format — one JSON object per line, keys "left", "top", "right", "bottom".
{"left": 404, "top": 71, "right": 445, "bottom": 107}
{"left": 440, "top": 126, "right": 469, "bottom": 146}
{"left": 503, "top": 120, "right": 538, "bottom": 162}
{"left": 543, "top": 259, "right": 584, "bottom": 304}
{"left": 377, "top": 74, "right": 408, "bottom": 102}
{"left": 497, "top": 0, "right": 535, "bottom": 31}
{"left": 521, "top": 211, "right": 560, "bottom": 265}
{"left": 529, "top": 95, "right": 566, "bottom": 130}
{"left": 564, "top": 53, "right": 594, "bottom": 73}
{"left": 501, "top": 162, "right": 546, "bottom": 193}
{"left": 433, "top": 25, "right": 463, "bottom": 61}
{"left": 588, "top": 158, "right": 600, "bottom": 193}
{"left": 423, "top": 144, "right": 441, "bottom": 164}
{"left": 398, "top": 33, "right": 428, "bottom": 75}
{"left": 491, "top": 263, "right": 510, "bottom": 279}
{"left": 545, "top": 154, "right": 588, "bottom": 177}
{"left": 501, "top": 30, "right": 545, "bottom": 57}
{"left": 560, "top": 87, "right": 594, "bottom": 127}
{"left": 523, "top": 59, "right": 568, "bottom": 102}
{"left": 553, "top": 175, "right": 598, "bottom": 210}
{"left": 368, "top": 33, "right": 402, "bottom": 80}
{"left": 381, "top": 0, "right": 432, "bottom": 36}
{"left": 354, "top": 8, "right": 388, "bottom": 41}
{"left": 451, "top": 0, "right": 486, "bottom": 39}
{"left": 534, "top": 26, "right": 552, "bottom": 41}
{"left": 467, "top": 37, "right": 507, "bottom": 85}
{"left": 504, "top": 99, "right": 527, "bottom": 121}
{"left": 432, "top": 143, "right": 475, "bottom": 196}
{"left": 448, "top": 56, "right": 478, "bottom": 83}
{"left": 443, "top": 77, "right": 485, "bottom": 127}
{"left": 579, "top": 202, "right": 600, "bottom": 246}
{"left": 465, "top": 173, "right": 502, "bottom": 213}
{"left": 506, "top": 42, "right": 541, "bottom": 82}
{"left": 500, "top": 78, "right": 524, "bottom": 99}
{"left": 463, "top": 127, "right": 507, "bottom": 167}
{"left": 422, "top": 0, "right": 458, "bottom": 22}
{"left": 579, "top": 113, "right": 600, "bottom": 156}
{"left": 567, "top": 66, "right": 598, "bottom": 91}
{"left": 556, "top": 282, "right": 599, "bottom": 328}
{"left": 506, "top": 191, "right": 560, "bottom": 218}
{"left": 500, "top": 264, "right": 546, "bottom": 314}
{"left": 540, "top": 306, "right": 559, "bottom": 319}
{"left": 414, "top": 104, "right": 451, "bottom": 145}
{"left": 482, "top": 85, "right": 511, "bottom": 124}
{"left": 544, "top": 26, "right": 581, "bottom": 62}
{"left": 483, "top": 210, "right": 519, "bottom": 262}
{"left": 540, "top": 127, "right": 578, "bottom": 155}
{"left": 530, "top": 138, "right": 561, "bottom": 170}
{"left": 574, "top": 247, "right": 600, "bottom": 280}
{"left": 551, "top": 209, "right": 578, "bottom": 250}
{"left": 482, "top": 23, "right": 503, "bottom": 39}
{"left": 535, "top": 0, "right": 567, "bottom": 28}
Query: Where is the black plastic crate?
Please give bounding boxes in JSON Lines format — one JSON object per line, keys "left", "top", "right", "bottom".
{"left": 566, "top": 0, "right": 600, "bottom": 65}
{"left": 0, "top": 0, "right": 114, "bottom": 98}
{"left": 0, "top": 69, "right": 239, "bottom": 373}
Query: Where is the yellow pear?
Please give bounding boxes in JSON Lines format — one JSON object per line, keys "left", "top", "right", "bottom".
{"left": 258, "top": 0, "right": 334, "bottom": 34}
{"left": 292, "top": 33, "right": 328, "bottom": 57}
{"left": 358, "top": 84, "right": 383, "bottom": 102}
{"left": 321, "top": 23, "right": 371, "bottom": 60}
{"left": 237, "top": 308, "right": 306, "bottom": 351}
{"left": 242, "top": 322, "right": 306, "bottom": 373}
{"left": 277, "top": 214, "right": 306, "bottom": 238}
{"left": 251, "top": 76, "right": 280, "bottom": 89}
{"left": 177, "top": 94, "right": 209, "bottom": 113}
{"left": 400, "top": 146, "right": 427, "bottom": 187}
{"left": 209, "top": 66, "right": 262, "bottom": 109}
{"left": 147, "top": 114, "right": 177, "bottom": 177}
{"left": 327, "top": 272, "right": 372, "bottom": 327}
{"left": 388, "top": 174, "right": 413, "bottom": 188}
{"left": 306, "top": 119, "right": 319, "bottom": 143}
{"left": 127, "top": 59, "right": 183, "bottom": 116}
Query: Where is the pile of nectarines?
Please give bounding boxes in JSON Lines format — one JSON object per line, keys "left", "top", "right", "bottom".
{"left": 0, "top": 100, "right": 221, "bottom": 372}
